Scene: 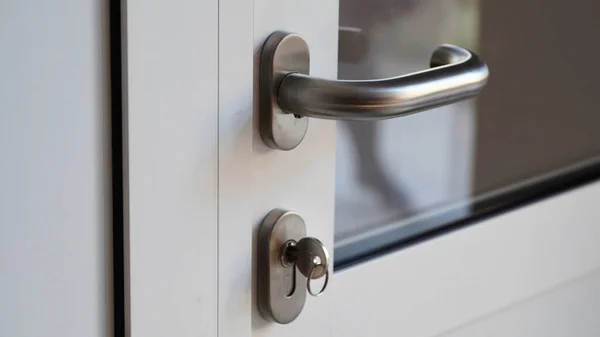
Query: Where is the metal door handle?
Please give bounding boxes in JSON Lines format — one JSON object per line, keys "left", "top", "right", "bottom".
{"left": 259, "top": 31, "right": 489, "bottom": 150}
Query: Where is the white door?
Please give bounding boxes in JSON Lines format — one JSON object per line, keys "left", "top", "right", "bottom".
{"left": 122, "top": 1, "right": 600, "bottom": 337}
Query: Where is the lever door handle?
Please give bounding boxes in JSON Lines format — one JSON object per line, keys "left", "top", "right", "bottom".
{"left": 259, "top": 31, "right": 489, "bottom": 150}
{"left": 280, "top": 44, "right": 488, "bottom": 120}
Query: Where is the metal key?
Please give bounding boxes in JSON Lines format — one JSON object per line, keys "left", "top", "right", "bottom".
{"left": 282, "top": 237, "right": 330, "bottom": 297}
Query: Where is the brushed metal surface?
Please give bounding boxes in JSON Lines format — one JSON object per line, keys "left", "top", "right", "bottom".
{"left": 278, "top": 43, "right": 489, "bottom": 120}
{"left": 289, "top": 237, "right": 330, "bottom": 279}
{"left": 259, "top": 32, "right": 310, "bottom": 150}
{"left": 259, "top": 31, "right": 489, "bottom": 150}
{"left": 257, "top": 209, "right": 307, "bottom": 324}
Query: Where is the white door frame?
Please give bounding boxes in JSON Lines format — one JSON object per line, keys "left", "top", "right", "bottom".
{"left": 123, "top": 0, "right": 219, "bottom": 336}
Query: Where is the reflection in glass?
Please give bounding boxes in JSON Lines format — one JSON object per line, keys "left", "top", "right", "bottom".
{"left": 335, "top": 0, "right": 600, "bottom": 259}
{"left": 336, "top": 0, "right": 480, "bottom": 241}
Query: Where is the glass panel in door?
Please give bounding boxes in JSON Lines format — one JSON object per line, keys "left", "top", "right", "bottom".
{"left": 335, "top": 0, "right": 600, "bottom": 265}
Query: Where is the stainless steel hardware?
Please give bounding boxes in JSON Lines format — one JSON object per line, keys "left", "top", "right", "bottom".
{"left": 257, "top": 209, "right": 330, "bottom": 324}
{"left": 259, "top": 31, "right": 490, "bottom": 150}
{"left": 282, "top": 237, "right": 330, "bottom": 297}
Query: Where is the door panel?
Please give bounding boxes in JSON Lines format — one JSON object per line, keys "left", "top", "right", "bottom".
{"left": 119, "top": 0, "right": 600, "bottom": 336}
{"left": 245, "top": 0, "right": 600, "bottom": 336}
{"left": 442, "top": 269, "right": 600, "bottom": 337}
{"left": 333, "top": 181, "right": 600, "bottom": 337}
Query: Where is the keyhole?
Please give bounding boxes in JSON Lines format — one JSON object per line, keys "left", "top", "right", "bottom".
{"left": 280, "top": 240, "right": 298, "bottom": 298}
{"left": 285, "top": 267, "right": 296, "bottom": 297}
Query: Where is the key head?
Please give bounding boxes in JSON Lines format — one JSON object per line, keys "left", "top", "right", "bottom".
{"left": 295, "top": 237, "right": 329, "bottom": 279}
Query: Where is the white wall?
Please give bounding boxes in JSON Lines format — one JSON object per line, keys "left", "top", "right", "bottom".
{"left": 0, "top": 1, "right": 111, "bottom": 336}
